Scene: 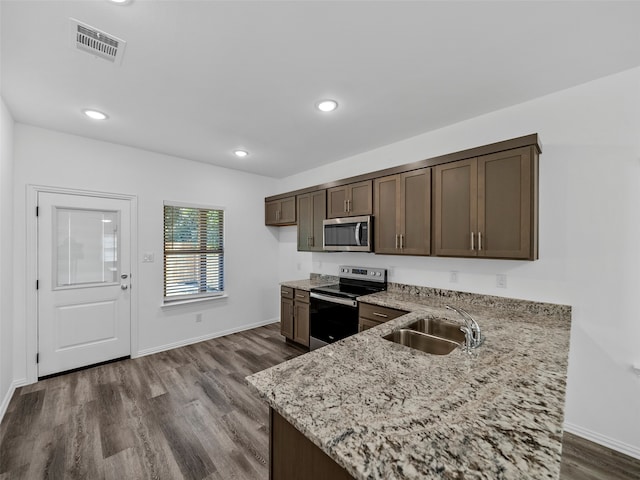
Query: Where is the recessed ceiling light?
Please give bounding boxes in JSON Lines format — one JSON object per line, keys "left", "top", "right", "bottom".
{"left": 316, "top": 99, "right": 338, "bottom": 112}
{"left": 83, "top": 109, "right": 108, "bottom": 120}
{"left": 234, "top": 150, "right": 249, "bottom": 158}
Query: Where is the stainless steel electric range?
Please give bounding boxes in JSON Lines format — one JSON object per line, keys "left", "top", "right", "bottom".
{"left": 309, "top": 266, "right": 387, "bottom": 350}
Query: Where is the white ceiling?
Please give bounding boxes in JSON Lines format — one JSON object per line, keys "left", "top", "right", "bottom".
{"left": 2, "top": 1, "right": 640, "bottom": 178}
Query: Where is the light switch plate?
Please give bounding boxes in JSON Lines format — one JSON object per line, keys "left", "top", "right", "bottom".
{"left": 496, "top": 274, "right": 507, "bottom": 288}
{"left": 143, "top": 252, "right": 155, "bottom": 263}
{"left": 449, "top": 271, "right": 458, "bottom": 283}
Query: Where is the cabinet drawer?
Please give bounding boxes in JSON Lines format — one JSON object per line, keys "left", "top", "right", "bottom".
{"left": 359, "top": 303, "right": 407, "bottom": 322}
{"left": 281, "top": 286, "right": 294, "bottom": 299}
{"left": 294, "top": 289, "right": 309, "bottom": 303}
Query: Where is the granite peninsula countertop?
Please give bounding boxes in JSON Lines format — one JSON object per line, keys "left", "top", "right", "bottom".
{"left": 247, "top": 282, "right": 572, "bottom": 480}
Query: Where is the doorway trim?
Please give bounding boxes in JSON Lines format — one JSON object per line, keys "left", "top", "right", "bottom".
{"left": 26, "top": 185, "right": 139, "bottom": 384}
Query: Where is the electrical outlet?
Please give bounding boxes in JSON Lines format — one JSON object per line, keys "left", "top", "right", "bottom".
{"left": 449, "top": 271, "right": 458, "bottom": 283}
{"left": 196, "top": 313, "right": 203, "bottom": 323}
{"left": 142, "top": 252, "right": 155, "bottom": 263}
{"left": 496, "top": 274, "right": 507, "bottom": 288}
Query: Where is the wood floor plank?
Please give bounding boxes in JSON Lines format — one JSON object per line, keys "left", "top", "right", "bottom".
{"left": 1, "top": 322, "right": 638, "bottom": 479}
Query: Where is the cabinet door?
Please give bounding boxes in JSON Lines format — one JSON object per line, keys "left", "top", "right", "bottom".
{"left": 400, "top": 168, "right": 431, "bottom": 256}
{"left": 271, "top": 410, "right": 354, "bottom": 480}
{"left": 293, "top": 301, "right": 310, "bottom": 347}
{"left": 265, "top": 200, "right": 280, "bottom": 225}
{"left": 359, "top": 318, "right": 383, "bottom": 332}
{"left": 297, "top": 194, "right": 312, "bottom": 251}
{"left": 298, "top": 191, "right": 326, "bottom": 252}
{"left": 279, "top": 197, "right": 297, "bottom": 224}
{"left": 327, "top": 186, "right": 348, "bottom": 218}
{"left": 311, "top": 190, "right": 326, "bottom": 251}
{"left": 266, "top": 197, "right": 296, "bottom": 225}
{"left": 280, "top": 297, "right": 294, "bottom": 339}
{"left": 348, "top": 180, "right": 373, "bottom": 216}
{"left": 433, "top": 159, "right": 478, "bottom": 257}
{"left": 477, "top": 147, "right": 533, "bottom": 259}
{"left": 374, "top": 175, "right": 400, "bottom": 254}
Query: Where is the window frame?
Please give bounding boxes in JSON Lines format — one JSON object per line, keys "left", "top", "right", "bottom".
{"left": 163, "top": 201, "right": 225, "bottom": 304}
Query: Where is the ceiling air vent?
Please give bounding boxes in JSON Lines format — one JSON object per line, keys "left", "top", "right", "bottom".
{"left": 69, "top": 18, "right": 127, "bottom": 65}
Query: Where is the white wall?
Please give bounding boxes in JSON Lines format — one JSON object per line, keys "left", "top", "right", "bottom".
{"left": 12, "top": 125, "right": 281, "bottom": 383}
{"left": 276, "top": 67, "right": 640, "bottom": 457}
{"left": 0, "top": 98, "right": 15, "bottom": 418}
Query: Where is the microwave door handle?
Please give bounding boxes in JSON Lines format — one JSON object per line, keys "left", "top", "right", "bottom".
{"left": 355, "top": 222, "right": 362, "bottom": 246}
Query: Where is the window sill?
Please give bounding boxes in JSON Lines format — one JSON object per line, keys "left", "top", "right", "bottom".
{"left": 161, "top": 294, "right": 228, "bottom": 308}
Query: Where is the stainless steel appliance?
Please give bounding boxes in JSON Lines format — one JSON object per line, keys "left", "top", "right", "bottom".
{"left": 309, "top": 266, "right": 387, "bottom": 350}
{"left": 323, "top": 215, "right": 373, "bottom": 252}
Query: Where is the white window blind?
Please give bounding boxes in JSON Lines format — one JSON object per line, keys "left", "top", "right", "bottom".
{"left": 163, "top": 204, "right": 224, "bottom": 301}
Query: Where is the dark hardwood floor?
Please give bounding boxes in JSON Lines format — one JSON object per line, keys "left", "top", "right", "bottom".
{"left": 0, "top": 323, "right": 638, "bottom": 479}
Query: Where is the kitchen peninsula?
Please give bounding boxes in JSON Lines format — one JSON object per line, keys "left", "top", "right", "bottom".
{"left": 247, "top": 278, "right": 572, "bottom": 479}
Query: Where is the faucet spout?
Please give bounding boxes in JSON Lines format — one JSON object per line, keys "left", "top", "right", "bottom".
{"left": 445, "top": 305, "right": 483, "bottom": 350}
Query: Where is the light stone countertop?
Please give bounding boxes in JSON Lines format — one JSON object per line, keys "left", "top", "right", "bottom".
{"left": 280, "top": 277, "right": 337, "bottom": 291}
{"left": 247, "top": 283, "right": 572, "bottom": 480}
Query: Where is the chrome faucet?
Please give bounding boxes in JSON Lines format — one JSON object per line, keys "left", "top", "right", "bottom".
{"left": 446, "top": 305, "right": 484, "bottom": 351}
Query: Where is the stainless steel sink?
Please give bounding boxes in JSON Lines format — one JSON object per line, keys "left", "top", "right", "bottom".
{"left": 383, "top": 329, "right": 461, "bottom": 355}
{"left": 404, "top": 318, "right": 466, "bottom": 344}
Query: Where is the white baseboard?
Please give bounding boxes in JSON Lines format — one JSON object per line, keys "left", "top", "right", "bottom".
{"left": 564, "top": 422, "right": 640, "bottom": 460}
{"left": 0, "top": 378, "right": 28, "bottom": 423}
{"left": 134, "top": 318, "right": 279, "bottom": 358}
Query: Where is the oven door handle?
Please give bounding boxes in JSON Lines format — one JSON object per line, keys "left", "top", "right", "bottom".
{"left": 310, "top": 292, "right": 357, "bottom": 307}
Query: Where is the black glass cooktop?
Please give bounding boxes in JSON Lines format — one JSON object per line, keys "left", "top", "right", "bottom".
{"left": 311, "top": 280, "right": 386, "bottom": 299}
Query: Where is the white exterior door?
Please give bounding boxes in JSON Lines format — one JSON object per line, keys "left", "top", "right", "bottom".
{"left": 37, "top": 192, "right": 132, "bottom": 377}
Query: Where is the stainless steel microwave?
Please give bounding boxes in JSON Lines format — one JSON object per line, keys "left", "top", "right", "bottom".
{"left": 323, "top": 215, "right": 373, "bottom": 252}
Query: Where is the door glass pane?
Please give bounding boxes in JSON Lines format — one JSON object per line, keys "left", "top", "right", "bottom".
{"left": 55, "top": 208, "right": 119, "bottom": 287}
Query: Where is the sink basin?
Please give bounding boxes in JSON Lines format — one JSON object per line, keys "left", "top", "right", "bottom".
{"left": 405, "top": 318, "right": 466, "bottom": 344}
{"left": 383, "top": 329, "right": 461, "bottom": 355}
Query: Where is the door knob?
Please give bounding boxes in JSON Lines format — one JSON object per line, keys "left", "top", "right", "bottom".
{"left": 121, "top": 274, "right": 129, "bottom": 279}
{"left": 121, "top": 284, "right": 129, "bottom": 290}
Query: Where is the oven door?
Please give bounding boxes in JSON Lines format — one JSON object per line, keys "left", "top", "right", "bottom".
{"left": 323, "top": 216, "right": 372, "bottom": 252}
{"left": 309, "top": 292, "right": 358, "bottom": 350}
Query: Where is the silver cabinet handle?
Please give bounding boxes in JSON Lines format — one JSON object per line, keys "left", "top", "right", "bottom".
{"left": 478, "top": 232, "right": 482, "bottom": 250}
{"left": 470, "top": 232, "right": 475, "bottom": 250}
{"left": 344, "top": 200, "right": 347, "bottom": 213}
{"left": 121, "top": 284, "right": 129, "bottom": 290}
{"left": 296, "top": 294, "right": 306, "bottom": 298}
{"left": 347, "top": 199, "right": 351, "bottom": 212}
{"left": 400, "top": 234, "right": 404, "bottom": 249}
{"left": 395, "top": 234, "right": 399, "bottom": 249}
{"left": 372, "top": 312, "right": 388, "bottom": 318}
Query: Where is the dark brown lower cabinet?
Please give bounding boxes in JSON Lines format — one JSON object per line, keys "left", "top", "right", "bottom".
{"left": 280, "top": 287, "right": 294, "bottom": 339}
{"left": 280, "top": 288, "right": 310, "bottom": 348}
{"left": 271, "top": 409, "right": 355, "bottom": 480}
{"left": 293, "top": 291, "right": 310, "bottom": 347}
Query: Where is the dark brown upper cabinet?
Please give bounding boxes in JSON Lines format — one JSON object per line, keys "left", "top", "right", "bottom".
{"left": 297, "top": 190, "right": 326, "bottom": 252}
{"left": 265, "top": 197, "right": 296, "bottom": 226}
{"left": 374, "top": 168, "right": 431, "bottom": 256}
{"left": 433, "top": 146, "right": 538, "bottom": 260}
{"left": 327, "top": 180, "right": 372, "bottom": 218}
